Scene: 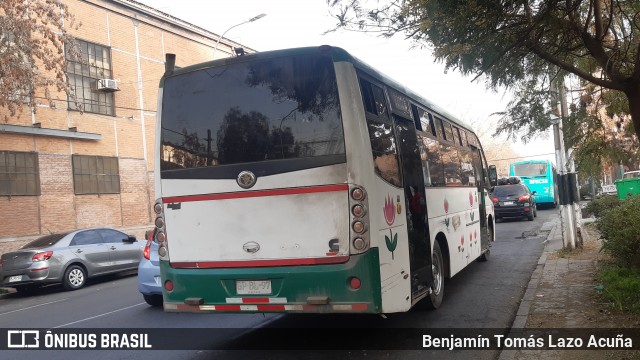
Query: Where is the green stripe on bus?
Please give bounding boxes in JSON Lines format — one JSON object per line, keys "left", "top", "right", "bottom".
{"left": 161, "top": 249, "right": 382, "bottom": 313}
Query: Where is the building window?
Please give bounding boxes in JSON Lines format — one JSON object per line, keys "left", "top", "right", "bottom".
{"left": 66, "top": 40, "right": 115, "bottom": 116}
{"left": 72, "top": 155, "right": 120, "bottom": 194}
{"left": 0, "top": 151, "right": 40, "bottom": 196}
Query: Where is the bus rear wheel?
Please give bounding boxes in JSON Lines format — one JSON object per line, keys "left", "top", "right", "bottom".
{"left": 425, "top": 241, "right": 444, "bottom": 309}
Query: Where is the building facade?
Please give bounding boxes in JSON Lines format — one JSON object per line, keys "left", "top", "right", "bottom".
{"left": 0, "top": 0, "right": 253, "bottom": 240}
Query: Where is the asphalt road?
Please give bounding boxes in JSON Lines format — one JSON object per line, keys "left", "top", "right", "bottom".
{"left": 0, "top": 208, "right": 555, "bottom": 360}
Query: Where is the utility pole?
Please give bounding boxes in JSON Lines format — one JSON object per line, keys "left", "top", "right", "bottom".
{"left": 551, "top": 78, "right": 576, "bottom": 250}
{"left": 559, "top": 83, "right": 582, "bottom": 248}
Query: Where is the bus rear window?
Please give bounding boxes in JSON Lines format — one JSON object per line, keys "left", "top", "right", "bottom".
{"left": 513, "top": 163, "right": 547, "bottom": 177}
{"left": 160, "top": 54, "right": 345, "bottom": 175}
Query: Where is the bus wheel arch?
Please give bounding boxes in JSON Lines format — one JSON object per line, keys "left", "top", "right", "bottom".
{"left": 435, "top": 233, "right": 450, "bottom": 279}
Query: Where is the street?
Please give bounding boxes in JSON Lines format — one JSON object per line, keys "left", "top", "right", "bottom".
{"left": 0, "top": 209, "right": 554, "bottom": 360}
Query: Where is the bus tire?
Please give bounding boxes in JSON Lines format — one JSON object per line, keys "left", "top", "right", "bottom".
{"left": 426, "top": 241, "right": 444, "bottom": 309}
{"left": 478, "top": 225, "right": 493, "bottom": 262}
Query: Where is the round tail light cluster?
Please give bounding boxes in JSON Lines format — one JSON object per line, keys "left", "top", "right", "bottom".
{"left": 349, "top": 185, "right": 369, "bottom": 254}
{"left": 154, "top": 200, "right": 169, "bottom": 260}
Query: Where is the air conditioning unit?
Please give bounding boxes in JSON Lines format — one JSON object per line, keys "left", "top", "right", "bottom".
{"left": 96, "top": 79, "right": 118, "bottom": 92}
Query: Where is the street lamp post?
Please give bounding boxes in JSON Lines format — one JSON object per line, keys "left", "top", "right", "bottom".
{"left": 212, "top": 13, "right": 266, "bottom": 59}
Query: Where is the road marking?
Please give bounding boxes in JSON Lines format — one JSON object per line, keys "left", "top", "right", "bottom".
{"left": 0, "top": 298, "right": 69, "bottom": 316}
{"left": 52, "top": 302, "right": 146, "bottom": 328}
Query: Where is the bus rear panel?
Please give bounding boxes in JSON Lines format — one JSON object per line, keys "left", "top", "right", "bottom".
{"left": 510, "top": 160, "right": 557, "bottom": 206}
{"left": 157, "top": 49, "right": 381, "bottom": 313}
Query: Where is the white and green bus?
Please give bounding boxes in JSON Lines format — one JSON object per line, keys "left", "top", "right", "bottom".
{"left": 155, "top": 46, "right": 497, "bottom": 314}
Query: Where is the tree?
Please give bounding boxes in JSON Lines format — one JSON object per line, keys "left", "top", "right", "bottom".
{"left": 327, "top": 0, "right": 640, "bottom": 141}
{"left": 0, "top": 0, "right": 81, "bottom": 120}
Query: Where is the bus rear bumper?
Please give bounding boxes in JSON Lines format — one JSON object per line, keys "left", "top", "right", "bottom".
{"left": 163, "top": 302, "right": 370, "bottom": 313}
{"left": 160, "top": 250, "right": 382, "bottom": 314}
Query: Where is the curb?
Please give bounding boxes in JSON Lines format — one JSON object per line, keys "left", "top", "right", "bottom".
{"left": 497, "top": 219, "right": 559, "bottom": 360}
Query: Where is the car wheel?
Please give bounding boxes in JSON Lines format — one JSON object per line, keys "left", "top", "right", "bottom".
{"left": 534, "top": 205, "right": 538, "bottom": 217}
{"left": 425, "top": 241, "right": 445, "bottom": 309}
{"left": 63, "top": 265, "right": 86, "bottom": 291}
{"left": 143, "top": 294, "right": 163, "bottom": 307}
{"left": 527, "top": 211, "right": 534, "bottom": 221}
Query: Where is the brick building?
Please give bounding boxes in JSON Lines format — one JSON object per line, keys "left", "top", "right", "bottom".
{"left": 0, "top": 0, "right": 254, "bottom": 240}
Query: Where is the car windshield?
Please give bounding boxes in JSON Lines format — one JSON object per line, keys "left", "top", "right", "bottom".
{"left": 493, "top": 185, "right": 526, "bottom": 197}
{"left": 21, "top": 233, "right": 69, "bottom": 249}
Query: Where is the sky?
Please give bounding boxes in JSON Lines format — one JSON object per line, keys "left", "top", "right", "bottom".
{"left": 137, "top": 0, "right": 556, "bottom": 164}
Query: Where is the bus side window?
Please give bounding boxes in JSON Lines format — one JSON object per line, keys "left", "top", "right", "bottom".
{"left": 442, "top": 142, "right": 462, "bottom": 186}
{"left": 459, "top": 129, "right": 468, "bottom": 147}
{"left": 360, "top": 78, "right": 389, "bottom": 121}
{"left": 360, "top": 78, "right": 401, "bottom": 187}
{"left": 423, "top": 136, "right": 444, "bottom": 186}
{"left": 442, "top": 120, "right": 454, "bottom": 143}
{"left": 459, "top": 150, "right": 474, "bottom": 186}
{"left": 434, "top": 116, "right": 446, "bottom": 140}
{"left": 428, "top": 113, "right": 439, "bottom": 138}
{"left": 451, "top": 126, "right": 460, "bottom": 146}
{"left": 411, "top": 105, "right": 423, "bottom": 132}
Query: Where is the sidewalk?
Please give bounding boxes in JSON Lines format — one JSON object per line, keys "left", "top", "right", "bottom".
{"left": 500, "top": 216, "right": 640, "bottom": 360}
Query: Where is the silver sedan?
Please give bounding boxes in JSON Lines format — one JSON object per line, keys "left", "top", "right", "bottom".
{"left": 0, "top": 228, "right": 143, "bottom": 292}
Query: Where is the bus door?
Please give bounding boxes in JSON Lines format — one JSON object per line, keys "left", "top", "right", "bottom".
{"left": 394, "top": 116, "right": 433, "bottom": 293}
{"left": 471, "top": 147, "right": 489, "bottom": 248}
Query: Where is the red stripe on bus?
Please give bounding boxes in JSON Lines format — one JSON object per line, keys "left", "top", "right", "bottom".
{"left": 242, "top": 298, "right": 269, "bottom": 304}
{"left": 176, "top": 304, "right": 200, "bottom": 311}
{"left": 215, "top": 305, "right": 241, "bottom": 311}
{"left": 162, "top": 184, "right": 349, "bottom": 204}
{"left": 257, "top": 305, "right": 286, "bottom": 311}
{"left": 171, "top": 256, "right": 350, "bottom": 269}
{"left": 351, "top": 304, "right": 368, "bottom": 311}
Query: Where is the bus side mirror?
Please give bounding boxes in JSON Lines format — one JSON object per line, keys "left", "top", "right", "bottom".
{"left": 488, "top": 165, "right": 498, "bottom": 187}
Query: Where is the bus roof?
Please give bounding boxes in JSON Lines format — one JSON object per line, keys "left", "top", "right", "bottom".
{"left": 161, "top": 45, "right": 475, "bottom": 134}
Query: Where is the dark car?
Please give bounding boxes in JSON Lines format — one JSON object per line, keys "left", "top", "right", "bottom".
{"left": 492, "top": 180, "right": 538, "bottom": 221}
{"left": 0, "top": 228, "right": 143, "bottom": 292}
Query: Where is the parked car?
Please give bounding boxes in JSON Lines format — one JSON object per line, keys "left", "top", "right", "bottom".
{"left": 0, "top": 228, "right": 142, "bottom": 292}
{"left": 492, "top": 178, "right": 538, "bottom": 221}
{"left": 138, "top": 229, "right": 162, "bottom": 306}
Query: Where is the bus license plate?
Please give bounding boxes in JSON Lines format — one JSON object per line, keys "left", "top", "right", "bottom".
{"left": 236, "top": 280, "right": 272, "bottom": 295}
{"left": 9, "top": 275, "right": 22, "bottom": 282}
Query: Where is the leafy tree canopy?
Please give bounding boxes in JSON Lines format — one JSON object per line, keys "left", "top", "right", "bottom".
{"left": 0, "top": 0, "right": 81, "bottom": 119}
{"left": 327, "top": 0, "right": 640, "bottom": 142}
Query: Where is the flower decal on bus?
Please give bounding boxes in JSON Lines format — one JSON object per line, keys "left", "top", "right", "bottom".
{"left": 385, "top": 230, "right": 398, "bottom": 260}
{"left": 384, "top": 195, "right": 395, "bottom": 226}
{"left": 444, "top": 197, "right": 449, "bottom": 213}
{"left": 469, "top": 191, "right": 474, "bottom": 207}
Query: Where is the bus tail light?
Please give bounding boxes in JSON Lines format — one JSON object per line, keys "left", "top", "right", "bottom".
{"left": 164, "top": 280, "right": 174, "bottom": 292}
{"left": 349, "top": 277, "right": 361, "bottom": 290}
{"left": 349, "top": 185, "right": 370, "bottom": 255}
{"left": 154, "top": 199, "right": 169, "bottom": 261}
